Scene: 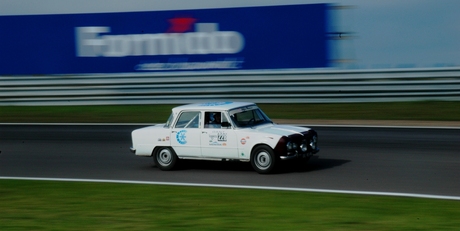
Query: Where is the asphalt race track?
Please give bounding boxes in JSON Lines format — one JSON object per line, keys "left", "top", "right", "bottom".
{"left": 1, "top": 124, "right": 459, "bottom": 197}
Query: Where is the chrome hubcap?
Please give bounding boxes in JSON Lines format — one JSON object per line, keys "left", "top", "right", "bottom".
{"left": 255, "top": 151, "right": 271, "bottom": 170}
{"left": 158, "top": 149, "right": 172, "bottom": 166}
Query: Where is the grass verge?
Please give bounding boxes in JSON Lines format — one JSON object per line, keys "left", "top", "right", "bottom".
{"left": 1, "top": 180, "right": 459, "bottom": 231}
{"left": 1, "top": 101, "right": 460, "bottom": 123}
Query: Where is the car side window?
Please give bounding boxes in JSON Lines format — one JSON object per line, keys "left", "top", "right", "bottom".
{"left": 204, "top": 111, "right": 231, "bottom": 129}
{"left": 175, "top": 111, "right": 201, "bottom": 128}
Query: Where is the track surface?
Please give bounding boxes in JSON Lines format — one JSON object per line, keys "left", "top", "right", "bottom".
{"left": 1, "top": 125, "right": 459, "bottom": 197}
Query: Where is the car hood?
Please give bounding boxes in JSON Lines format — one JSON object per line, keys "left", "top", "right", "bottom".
{"left": 253, "top": 124, "right": 311, "bottom": 137}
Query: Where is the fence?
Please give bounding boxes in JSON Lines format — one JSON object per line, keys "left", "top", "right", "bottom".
{"left": 1, "top": 67, "right": 460, "bottom": 105}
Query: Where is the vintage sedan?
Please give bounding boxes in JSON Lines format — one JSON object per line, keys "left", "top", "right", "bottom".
{"left": 130, "top": 102, "right": 319, "bottom": 174}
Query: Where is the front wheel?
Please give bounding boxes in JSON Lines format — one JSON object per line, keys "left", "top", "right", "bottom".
{"left": 251, "top": 145, "right": 276, "bottom": 174}
{"left": 153, "top": 147, "right": 178, "bottom": 171}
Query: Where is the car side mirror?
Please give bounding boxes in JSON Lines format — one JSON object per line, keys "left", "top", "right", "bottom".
{"left": 221, "top": 122, "right": 231, "bottom": 128}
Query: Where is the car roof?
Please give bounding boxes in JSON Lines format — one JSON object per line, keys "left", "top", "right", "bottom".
{"left": 172, "top": 102, "right": 256, "bottom": 113}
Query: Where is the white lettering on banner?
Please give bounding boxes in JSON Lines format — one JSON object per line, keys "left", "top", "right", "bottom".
{"left": 135, "top": 59, "right": 244, "bottom": 71}
{"left": 75, "top": 27, "right": 110, "bottom": 57}
{"left": 75, "top": 23, "right": 245, "bottom": 57}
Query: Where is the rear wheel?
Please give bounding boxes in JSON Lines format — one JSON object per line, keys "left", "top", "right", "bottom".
{"left": 153, "top": 147, "right": 178, "bottom": 171}
{"left": 251, "top": 145, "right": 276, "bottom": 174}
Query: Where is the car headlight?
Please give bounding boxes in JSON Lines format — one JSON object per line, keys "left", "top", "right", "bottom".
{"left": 300, "top": 143, "right": 308, "bottom": 152}
{"left": 286, "top": 141, "right": 293, "bottom": 150}
{"left": 310, "top": 136, "right": 317, "bottom": 150}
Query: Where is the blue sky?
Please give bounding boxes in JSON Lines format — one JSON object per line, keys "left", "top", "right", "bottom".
{"left": 1, "top": 0, "right": 459, "bottom": 69}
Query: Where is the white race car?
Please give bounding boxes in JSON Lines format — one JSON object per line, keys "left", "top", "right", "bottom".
{"left": 130, "top": 102, "right": 319, "bottom": 174}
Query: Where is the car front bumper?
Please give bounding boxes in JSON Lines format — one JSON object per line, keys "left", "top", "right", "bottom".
{"left": 129, "top": 147, "right": 136, "bottom": 154}
{"left": 280, "top": 148, "right": 320, "bottom": 160}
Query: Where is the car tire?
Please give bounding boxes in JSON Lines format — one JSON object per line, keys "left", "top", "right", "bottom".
{"left": 153, "top": 147, "right": 178, "bottom": 171}
{"left": 251, "top": 145, "right": 276, "bottom": 174}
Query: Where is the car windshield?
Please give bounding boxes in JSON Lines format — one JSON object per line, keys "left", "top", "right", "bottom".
{"left": 164, "top": 113, "right": 174, "bottom": 128}
{"left": 229, "top": 105, "right": 273, "bottom": 128}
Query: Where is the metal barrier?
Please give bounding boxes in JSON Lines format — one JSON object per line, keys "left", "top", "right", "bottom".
{"left": 1, "top": 67, "right": 460, "bottom": 105}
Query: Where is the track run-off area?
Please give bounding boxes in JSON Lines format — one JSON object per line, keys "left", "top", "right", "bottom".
{"left": 1, "top": 124, "right": 459, "bottom": 200}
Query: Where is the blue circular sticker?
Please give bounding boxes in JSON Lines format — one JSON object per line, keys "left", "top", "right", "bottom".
{"left": 176, "top": 130, "right": 187, "bottom": 145}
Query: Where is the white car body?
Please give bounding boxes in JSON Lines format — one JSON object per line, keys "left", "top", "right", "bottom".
{"left": 130, "top": 102, "right": 319, "bottom": 173}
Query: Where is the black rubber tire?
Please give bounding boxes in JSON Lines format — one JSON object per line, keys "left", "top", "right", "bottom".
{"left": 250, "top": 145, "right": 276, "bottom": 174}
{"left": 153, "top": 147, "right": 178, "bottom": 171}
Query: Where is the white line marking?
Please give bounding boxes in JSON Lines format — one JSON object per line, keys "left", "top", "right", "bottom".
{"left": 1, "top": 123, "right": 459, "bottom": 129}
{"left": 0, "top": 123, "right": 149, "bottom": 126}
{"left": 306, "top": 124, "right": 460, "bottom": 130}
{"left": 1, "top": 176, "right": 460, "bottom": 201}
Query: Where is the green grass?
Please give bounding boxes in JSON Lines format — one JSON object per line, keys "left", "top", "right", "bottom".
{"left": 1, "top": 180, "right": 459, "bottom": 231}
{"left": 1, "top": 101, "right": 460, "bottom": 123}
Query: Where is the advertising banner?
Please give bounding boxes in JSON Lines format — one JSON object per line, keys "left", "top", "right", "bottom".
{"left": 0, "top": 4, "right": 329, "bottom": 75}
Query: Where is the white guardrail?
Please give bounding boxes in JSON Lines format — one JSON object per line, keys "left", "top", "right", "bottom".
{"left": 1, "top": 67, "right": 460, "bottom": 105}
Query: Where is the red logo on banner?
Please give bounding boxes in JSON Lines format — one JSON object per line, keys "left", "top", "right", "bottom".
{"left": 167, "top": 17, "right": 196, "bottom": 33}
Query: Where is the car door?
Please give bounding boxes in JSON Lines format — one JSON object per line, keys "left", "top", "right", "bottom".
{"left": 170, "top": 111, "right": 202, "bottom": 158}
{"left": 201, "top": 111, "right": 238, "bottom": 159}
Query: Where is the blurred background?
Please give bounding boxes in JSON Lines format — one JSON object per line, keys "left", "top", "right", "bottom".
{"left": 1, "top": 0, "right": 460, "bottom": 105}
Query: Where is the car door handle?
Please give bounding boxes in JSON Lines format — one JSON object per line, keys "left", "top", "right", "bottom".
{"left": 171, "top": 131, "right": 177, "bottom": 133}
{"left": 202, "top": 131, "right": 207, "bottom": 134}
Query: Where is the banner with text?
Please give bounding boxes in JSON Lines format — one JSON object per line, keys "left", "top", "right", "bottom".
{"left": 0, "top": 4, "right": 330, "bottom": 75}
